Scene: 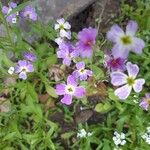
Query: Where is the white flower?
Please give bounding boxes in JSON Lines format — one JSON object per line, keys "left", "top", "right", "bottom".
{"left": 77, "top": 129, "right": 92, "bottom": 138}
{"left": 55, "top": 18, "right": 71, "bottom": 31}
{"left": 142, "top": 127, "right": 150, "bottom": 145}
{"left": 113, "top": 131, "right": 126, "bottom": 146}
{"left": 8, "top": 67, "right": 14, "bottom": 75}
{"left": 54, "top": 18, "right": 71, "bottom": 40}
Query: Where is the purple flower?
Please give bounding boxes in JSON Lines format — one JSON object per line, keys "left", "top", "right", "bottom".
{"left": 20, "top": 6, "right": 37, "bottom": 21}
{"left": 15, "top": 60, "right": 34, "bottom": 80}
{"left": 57, "top": 42, "right": 79, "bottom": 66}
{"left": 56, "top": 75, "right": 86, "bottom": 105}
{"left": 2, "top": 2, "right": 17, "bottom": 23}
{"left": 104, "top": 54, "right": 126, "bottom": 72}
{"left": 107, "top": 20, "right": 145, "bottom": 58}
{"left": 139, "top": 93, "right": 150, "bottom": 111}
{"left": 76, "top": 27, "right": 98, "bottom": 58}
{"left": 111, "top": 62, "right": 145, "bottom": 100}
{"left": 23, "top": 52, "right": 37, "bottom": 62}
{"left": 72, "top": 62, "right": 93, "bottom": 81}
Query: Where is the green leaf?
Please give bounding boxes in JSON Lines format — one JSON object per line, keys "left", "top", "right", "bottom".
{"left": 45, "top": 84, "right": 58, "bottom": 98}
{"left": 90, "top": 65, "right": 104, "bottom": 80}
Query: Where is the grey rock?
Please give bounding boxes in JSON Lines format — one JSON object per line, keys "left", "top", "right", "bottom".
{"left": 35, "top": 0, "right": 96, "bottom": 24}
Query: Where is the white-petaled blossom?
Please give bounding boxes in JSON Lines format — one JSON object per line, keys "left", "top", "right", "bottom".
{"left": 142, "top": 127, "right": 150, "bottom": 144}
{"left": 54, "top": 18, "right": 71, "bottom": 42}
{"left": 77, "top": 129, "right": 93, "bottom": 138}
{"left": 113, "top": 131, "right": 126, "bottom": 146}
{"left": 8, "top": 67, "right": 15, "bottom": 75}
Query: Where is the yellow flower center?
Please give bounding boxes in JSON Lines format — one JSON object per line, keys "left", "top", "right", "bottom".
{"left": 127, "top": 77, "right": 135, "bottom": 86}
{"left": 60, "top": 24, "right": 64, "bottom": 29}
{"left": 121, "top": 36, "right": 132, "bottom": 45}
{"left": 66, "top": 85, "right": 75, "bottom": 94}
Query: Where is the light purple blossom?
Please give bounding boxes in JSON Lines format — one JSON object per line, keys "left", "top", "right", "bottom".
{"left": 15, "top": 60, "right": 34, "bottom": 80}
{"left": 72, "top": 62, "right": 93, "bottom": 81}
{"left": 23, "top": 52, "right": 37, "bottom": 62}
{"left": 57, "top": 42, "right": 79, "bottom": 66}
{"left": 20, "top": 6, "right": 37, "bottom": 21}
{"left": 107, "top": 20, "right": 145, "bottom": 58}
{"left": 55, "top": 18, "right": 71, "bottom": 40}
{"left": 56, "top": 75, "right": 86, "bottom": 105}
{"left": 76, "top": 27, "right": 98, "bottom": 58}
{"left": 2, "top": 2, "right": 17, "bottom": 23}
{"left": 111, "top": 62, "right": 145, "bottom": 100}
{"left": 139, "top": 93, "right": 150, "bottom": 111}
{"left": 104, "top": 54, "right": 126, "bottom": 72}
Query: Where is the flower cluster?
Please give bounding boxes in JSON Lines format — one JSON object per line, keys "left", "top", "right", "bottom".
{"left": 77, "top": 129, "right": 92, "bottom": 138}
{"left": 141, "top": 127, "right": 150, "bottom": 145}
{"left": 55, "top": 18, "right": 95, "bottom": 105}
{"left": 2, "top": 2, "right": 18, "bottom": 24}
{"left": 2, "top": 3, "right": 37, "bottom": 24}
{"left": 113, "top": 131, "right": 126, "bottom": 146}
{"left": 8, "top": 52, "right": 36, "bottom": 80}
{"left": 106, "top": 21, "right": 145, "bottom": 100}
{"left": 54, "top": 18, "right": 71, "bottom": 44}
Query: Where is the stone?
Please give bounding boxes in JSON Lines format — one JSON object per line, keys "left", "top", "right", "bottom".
{"left": 35, "top": 0, "right": 96, "bottom": 24}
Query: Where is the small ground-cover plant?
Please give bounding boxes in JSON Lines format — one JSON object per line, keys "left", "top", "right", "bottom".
{"left": 0, "top": 1, "right": 150, "bottom": 150}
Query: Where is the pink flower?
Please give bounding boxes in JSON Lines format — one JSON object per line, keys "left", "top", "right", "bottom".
{"left": 107, "top": 20, "right": 145, "bottom": 58}
{"left": 111, "top": 62, "right": 145, "bottom": 100}
{"left": 76, "top": 27, "right": 98, "bottom": 58}
{"left": 56, "top": 75, "right": 86, "bottom": 105}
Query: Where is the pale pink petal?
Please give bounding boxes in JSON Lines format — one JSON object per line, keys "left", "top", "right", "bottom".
{"left": 107, "top": 25, "right": 124, "bottom": 43}
{"left": 115, "top": 84, "right": 132, "bottom": 100}
{"left": 67, "top": 75, "right": 77, "bottom": 86}
{"left": 133, "top": 79, "right": 145, "bottom": 93}
{"left": 56, "top": 84, "right": 66, "bottom": 95}
{"left": 111, "top": 72, "right": 127, "bottom": 86}
{"left": 132, "top": 37, "right": 145, "bottom": 54}
{"left": 75, "top": 87, "right": 86, "bottom": 98}
{"left": 126, "top": 20, "right": 138, "bottom": 36}
{"left": 112, "top": 44, "right": 129, "bottom": 59}
{"left": 61, "top": 94, "right": 72, "bottom": 105}
{"left": 126, "top": 62, "right": 139, "bottom": 78}
{"left": 76, "top": 62, "right": 85, "bottom": 69}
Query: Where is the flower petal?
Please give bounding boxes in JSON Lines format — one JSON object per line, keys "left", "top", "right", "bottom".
{"left": 19, "top": 72, "right": 27, "bottom": 80}
{"left": 67, "top": 75, "right": 77, "bottom": 86}
{"left": 139, "top": 99, "right": 149, "bottom": 111}
{"left": 57, "top": 18, "right": 65, "bottom": 24}
{"left": 107, "top": 24, "right": 124, "bottom": 43}
{"left": 61, "top": 94, "right": 72, "bottom": 105}
{"left": 126, "top": 62, "right": 139, "bottom": 78}
{"left": 76, "top": 62, "right": 85, "bottom": 69}
{"left": 63, "top": 58, "right": 71, "bottom": 66}
{"left": 56, "top": 84, "right": 66, "bottom": 95}
{"left": 75, "top": 87, "right": 86, "bottom": 98}
{"left": 115, "top": 84, "right": 132, "bottom": 100}
{"left": 126, "top": 20, "right": 138, "bottom": 36}
{"left": 132, "top": 37, "right": 145, "bottom": 54}
{"left": 112, "top": 44, "right": 130, "bottom": 59}
{"left": 64, "top": 22, "right": 71, "bottom": 30}
{"left": 111, "top": 72, "right": 127, "bottom": 86}
{"left": 133, "top": 79, "right": 145, "bottom": 93}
